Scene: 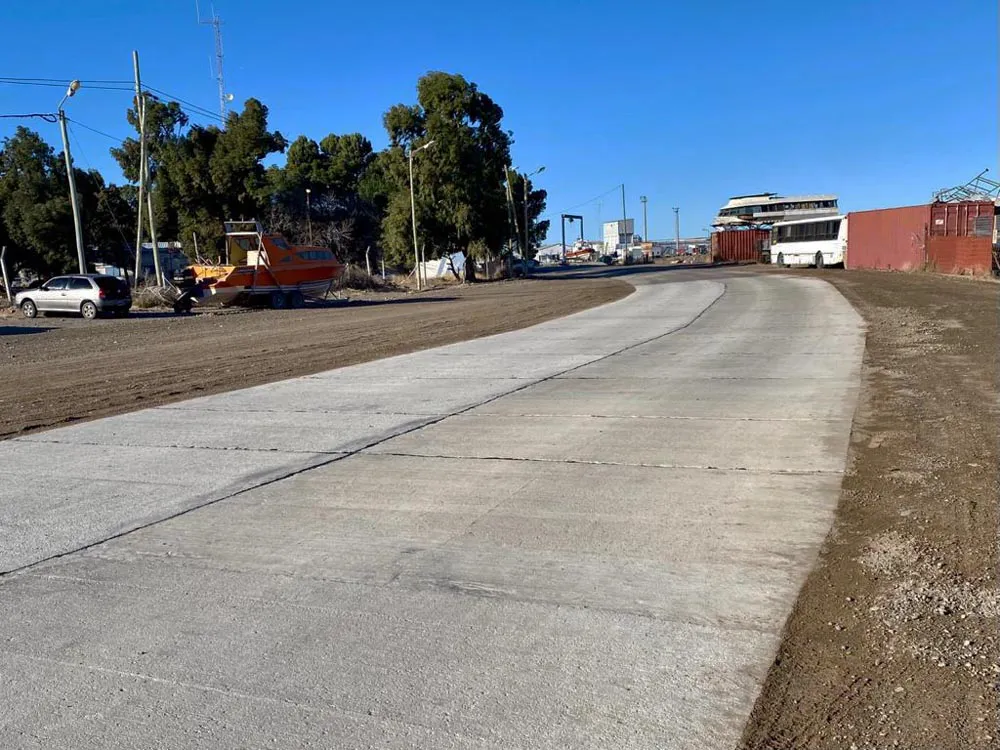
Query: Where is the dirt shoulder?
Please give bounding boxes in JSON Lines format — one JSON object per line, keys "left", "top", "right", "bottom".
{"left": 741, "top": 270, "right": 998, "bottom": 748}
{"left": 1, "top": 277, "right": 630, "bottom": 440}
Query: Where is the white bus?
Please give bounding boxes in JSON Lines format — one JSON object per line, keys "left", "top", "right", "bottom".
{"left": 769, "top": 215, "right": 847, "bottom": 268}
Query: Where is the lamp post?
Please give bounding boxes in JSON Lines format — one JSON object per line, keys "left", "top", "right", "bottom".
{"left": 57, "top": 80, "right": 86, "bottom": 274}
{"left": 640, "top": 195, "right": 648, "bottom": 243}
{"left": 673, "top": 206, "right": 681, "bottom": 256}
{"left": 305, "top": 188, "right": 312, "bottom": 244}
{"left": 408, "top": 139, "right": 435, "bottom": 290}
{"left": 521, "top": 166, "right": 545, "bottom": 276}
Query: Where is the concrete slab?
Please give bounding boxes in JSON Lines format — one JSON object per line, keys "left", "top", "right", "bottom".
{"left": 473, "top": 376, "right": 860, "bottom": 421}
{"left": 163, "top": 375, "right": 536, "bottom": 416}
{"left": 0, "top": 440, "right": 330, "bottom": 573}
{"left": 0, "top": 564, "right": 766, "bottom": 749}
{"left": 368, "top": 412, "right": 851, "bottom": 472}
{"left": 0, "top": 269, "right": 865, "bottom": 749}
{"left": 15, "top": 405, "right": 436, "bottom": 454}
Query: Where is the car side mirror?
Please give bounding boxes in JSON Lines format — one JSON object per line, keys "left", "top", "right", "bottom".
{"left": 39, "top": 285, "right": 49, "bottom": 291}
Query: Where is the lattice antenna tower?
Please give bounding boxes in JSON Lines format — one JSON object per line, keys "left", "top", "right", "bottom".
{"left": 197, "top": 2, "right": 227, "bottom": 120}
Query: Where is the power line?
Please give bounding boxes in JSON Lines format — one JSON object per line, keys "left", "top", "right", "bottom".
{"left": 67, "top": 123, "right": 133, "bottom": 250}
{"left": 0, "top": 76, "right": 133, "bottom": 85}
{"left": 544, "top": 184, "right": 624, "bottom": 221}
{"left": 143, "top": 84, "right": 226, "bottom": 124}
{"left": 66, "top": 117, "right": 125, "bottom": 142}
{"left": 0, "top": 112, "right": 58, "bottom": 122}
{"left": 0, "top": 79, "right": 133, "bottom": 92}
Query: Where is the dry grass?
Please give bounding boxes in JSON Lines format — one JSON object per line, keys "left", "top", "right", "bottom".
{"left": 131, "top": 285, "right": 178, "bottom": 309}
{"left": 340, "top": 264, "right": 402, "bottom": 292}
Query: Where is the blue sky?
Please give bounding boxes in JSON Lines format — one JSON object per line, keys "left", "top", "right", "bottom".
{"left": 1, "top": 0, "right": 995, "bottom": 242}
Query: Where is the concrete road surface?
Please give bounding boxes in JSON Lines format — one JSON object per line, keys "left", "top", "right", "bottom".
{"left": 0, "top": 268, "right": 864, "bottom": 749}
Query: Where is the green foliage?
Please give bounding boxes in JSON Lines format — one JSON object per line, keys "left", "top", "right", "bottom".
{"left": 380, "top": 72, "right": 514, "bottom": 279}
{"left": 0, "top": 73, "right": 549, "bottom": 282}
{"left": 0, "top": 127, "right": 79, "bottom": 274}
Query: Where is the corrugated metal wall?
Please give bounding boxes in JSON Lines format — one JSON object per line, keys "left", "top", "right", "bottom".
{"left": 846, "top": 205, "right": 929, "bottom": 270}
{"left": 926, "top": 236, "right": 993, "bottom": 274}
{"left": 711, "top": 229, "right": 769, "bottom": 263}
{"left": 929, "top": 201, "right": 995, "bottom": 236}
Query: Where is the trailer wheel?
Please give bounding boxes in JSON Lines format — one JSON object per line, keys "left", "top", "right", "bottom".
{"left": 287, "top": 291, "right": 305, "bottom": 308}
{"left": 269, "top": 290, "right": 287, "bottom": 309}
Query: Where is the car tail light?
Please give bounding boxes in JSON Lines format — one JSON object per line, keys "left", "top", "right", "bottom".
{"left": 98, "top": 289, "right": 106, "bottom": 299}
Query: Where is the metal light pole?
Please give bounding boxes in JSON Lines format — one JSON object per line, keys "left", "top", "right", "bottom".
{"left": 522, "top": 166, "right": 545, "bottom": 276}
{"left": 57, "top": 80, "right": 86, "bottom": 274}
{"left": 640, "top": 195, "right": 648, "bottom": 243}
{"left": 673, "top": 206, "right": 681, "bottom": 255}
{"left": 305, "top": 188, "right": 312, "bottom": 244}
{"left": 408, "top": 139, "right": 435, "bottom": 290}
{"left": 620, "top": 184, "right": 628, "bottom": 264}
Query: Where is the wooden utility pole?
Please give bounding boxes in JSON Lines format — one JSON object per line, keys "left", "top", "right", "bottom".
{"left": 132, "top": 51, "right": 146, "bottom": 285}
{"left": 132, "top": 51, "right": 162, "bottom": 286}
{"left": 0, "top": 246, "right": 11, "bottom": 302}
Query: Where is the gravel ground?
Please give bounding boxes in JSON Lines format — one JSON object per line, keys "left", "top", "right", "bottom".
{"left": 740, "top": 269, "right": 998, "bottom": 749}
{"left": 0, "top": 277, "right": 630, "bottom": 440}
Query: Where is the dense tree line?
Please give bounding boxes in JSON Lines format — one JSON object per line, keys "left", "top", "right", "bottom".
{"left": 0, "top": 72, "right": 548, "bottom": 281}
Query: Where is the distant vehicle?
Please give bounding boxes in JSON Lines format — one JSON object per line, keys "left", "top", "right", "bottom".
{"left": 15, "top": 274, "right": 132, "bottom": 319}
{"left": 599, "top": 255, "right": 616, "bottom": 265}
{"left": 770, "top": 215, "right": 847, "bottom": 268}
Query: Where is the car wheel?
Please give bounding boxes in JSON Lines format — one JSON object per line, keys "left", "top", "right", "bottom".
{"left": 776, "top": 253, "right": 785, "bottom": 268}
{"left": 815, "top": 252, "right": 825, "bottom": 269}
{"left": 81, "top": 301, "right": 98, "bottom": 320}
{"left": 20, "top": 299, "right": 37, "bottom": 319}
{"left": 270, "top": 290, "right": 287, "bottom": 309}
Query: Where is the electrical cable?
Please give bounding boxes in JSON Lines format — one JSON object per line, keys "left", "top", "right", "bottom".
{"left": 0, "top": 79, "right": 133, "bottom": 91}
{"left": 66, "top": 118, "right": 125, "bottom": 142}
{"left": 0, "top": 77, "right": 133, "bottom": 85}
{"left": 142, "top": 84, "right": 225, "bottom": 123}
{"left": 543, "top": 183, "right": 624, "bottom": 221}
{"left": 0, "top": 112, "right": 58, "bottom": 122}
{"left": 66, "top": 123, "right": 133, "bottom": 250}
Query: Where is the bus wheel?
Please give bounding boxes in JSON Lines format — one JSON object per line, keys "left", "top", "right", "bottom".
{"left": 815, "top": 252, "right": 824, "bottom": 269}
{"left": 776, "top": 253, "right": 785, "bottom": 268}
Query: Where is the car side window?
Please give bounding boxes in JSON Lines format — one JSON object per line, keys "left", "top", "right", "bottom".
{"left": 69, "top": 278, "right": 93, "bottom": 290}
{"left": 45, "top": 278, "right": 67, "bottom": 290}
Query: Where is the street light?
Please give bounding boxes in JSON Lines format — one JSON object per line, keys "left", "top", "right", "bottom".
{"left": 640, "top": 195, "right": 648, "bottom": 243}
{"left": 408, "top": 139, "right": 435, "bottom": 290}
{"left": 304, "top": 188, "right": 312, "bottom": 244}
{"left": 520, "top": 166, "right": 545, "bottom": 276}
{"left": 57, "top": 80, "right": 86, "bottom": 274}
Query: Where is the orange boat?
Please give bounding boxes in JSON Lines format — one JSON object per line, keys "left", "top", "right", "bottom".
{"left": 174, "top": 220, "right": 345, "bottom": 312}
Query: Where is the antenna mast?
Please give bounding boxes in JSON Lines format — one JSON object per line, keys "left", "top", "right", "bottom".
{"left": 197, "top": 2, "right": 227, "bottom": 120}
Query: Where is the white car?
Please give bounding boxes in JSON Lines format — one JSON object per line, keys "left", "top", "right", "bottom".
{"left": 15, "top": 274, "right": 132, "bottom": 319}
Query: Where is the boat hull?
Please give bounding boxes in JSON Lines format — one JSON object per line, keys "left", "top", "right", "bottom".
{"left": 188, "top": 265, "right": 342, "bottom": 306}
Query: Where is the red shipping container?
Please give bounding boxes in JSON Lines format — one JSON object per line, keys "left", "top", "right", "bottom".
{"left": 926, "top": 236, "right": 993, "bottom": 274}
{"left": 846, "top": 205, "right": 929, "bottom": 270}
{"left": 929, "top": 201, "right": 995, "bottom": 237}
{"left": 711, "top": 229, "right": 770, "bottom": 263}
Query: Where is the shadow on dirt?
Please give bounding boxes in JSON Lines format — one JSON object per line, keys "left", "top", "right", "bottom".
{"left": 0, "top": 325, "right": 54, "bottom": 336}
